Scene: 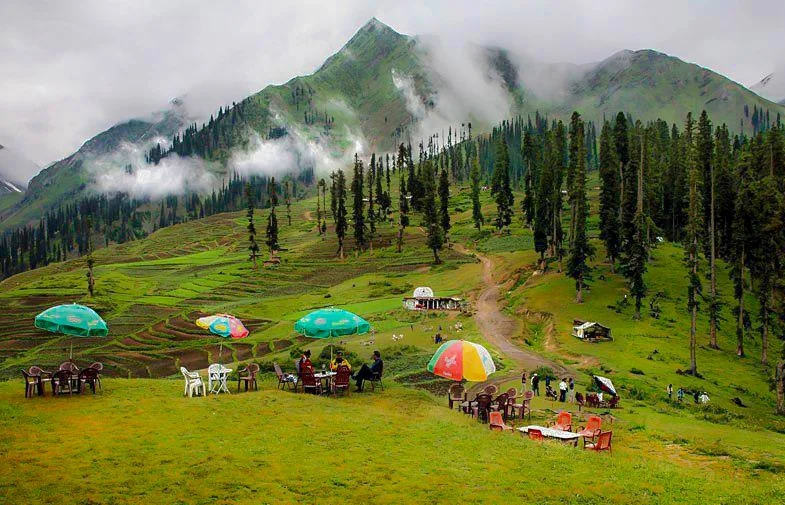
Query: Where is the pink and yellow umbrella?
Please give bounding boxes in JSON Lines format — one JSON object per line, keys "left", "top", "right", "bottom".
{"left": 196, "top": 314, "right": 249, "bottom": 362}
{"left": 427, "top": 339, "right": 496, "bottom": 382}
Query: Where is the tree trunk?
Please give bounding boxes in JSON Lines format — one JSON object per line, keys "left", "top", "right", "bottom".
{"left": 618, "top": 161, "right": 624, "bottom": 227}
{"left": 709, "top": 163, "right": 718, "bottom": 349}
{"left": 761, "top": 285, "right": 771, "bottom": 366}
{"left": 736, "top": 249, "right": 745, "bottom": 358}
{"left": 339, "top": 243, "right": 344, "bottom": 260}
{"left": 433, "top": 248, "right": 441, "bottom": 265}
{"left": 396, "top": 226, "right": 404, "bottom": 253}
{"left": 690, "top": 249, "right": 698, "bottom": 376}
{"left": 776, "top": 362, "right": 785, "bottom": 416}
{"left": 576, "top": 276, "right": 583, "bottom": 304}
{"left": 609, "top": 255, "right": 615, "bottom": 274}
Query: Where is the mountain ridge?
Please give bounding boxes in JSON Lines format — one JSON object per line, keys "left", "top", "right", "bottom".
{"left": 2, "top": 17, "right": 784, "bottom": 233}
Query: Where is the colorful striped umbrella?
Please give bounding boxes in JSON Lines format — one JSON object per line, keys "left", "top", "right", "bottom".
{"left": 196, "top": 314, "right": 249, "bottom": 363}
{"left": 427, "top": 340, "right": 496, "bottom": 382}
{"left": 196, "top": 314, "right": 249, "bottom": 339}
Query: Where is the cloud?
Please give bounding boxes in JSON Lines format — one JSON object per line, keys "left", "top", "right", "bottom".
{"left": 88, "top": 140, "right": 217, "bottom": 198}
{"left": 230, "top": 125, "right": 366, "bottom": 178}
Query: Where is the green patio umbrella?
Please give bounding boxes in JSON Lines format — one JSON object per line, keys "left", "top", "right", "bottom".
{"left": 34, "top": 303, "right": 108, "bottom": 359}
{"left": 294, "top": 308, "right": 370, "bottom": 360}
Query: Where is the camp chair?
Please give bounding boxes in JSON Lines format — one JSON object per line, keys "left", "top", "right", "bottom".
{"left": 59, "top": 361, "right": 78, "bottom": 373}
{"left": 488, "top": 411, "right": 513, "bottom": 431}
{"left": 490, "top": 393, "right": 509, "bottom": 420}
{"left": 448, "top": 383, "right": 467, "bottom": 410}
{"left": 180, "top": 367, "right": 205, "bottom": 398}
{"left": 584, "top": 431, "right": 612, "bottom": 454}
{"left": 472, "top": 393, "right": 493, "bottom": 423}
{"left": 299, "top": 370, "right": 322, "bottom": 395}
{"left": 78, "top": 368, "right": 100, "bottom": 394}
{"left": 51, "top": 369, "right": 75, "bottom": 396}
{"left": 550, "top": 411, "right": 572, "bottom": 432}
{"left": 527, "top": 428, "right": 544, "bottom": 441}
{"left": 274, "top": 362, "right": 298, "bottom": 391}
{"left": 367, "top": 363, "right": 384, "bottom": 392}
{"left": 577, "top": 415, "right": 602, "bottom": 440}
{"left": 332, "top": 366, "right": 351, "bottom": 396}
{"left": 545, "top": 385, "right": 558, "bottom": 401}
{"left": 237, "top": 363, "right": 260, "bottom": 392}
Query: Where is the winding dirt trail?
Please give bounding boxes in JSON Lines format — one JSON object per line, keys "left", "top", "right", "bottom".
{"left": 458, "top": 246, "right": 571, "bottom": 387}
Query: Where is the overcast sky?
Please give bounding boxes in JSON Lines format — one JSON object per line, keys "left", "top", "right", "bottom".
{"left": 1, "top": 0, "right": 783, "bottom": 172}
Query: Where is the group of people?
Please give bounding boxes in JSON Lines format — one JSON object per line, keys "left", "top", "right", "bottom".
{"left": 298, "top": 349, "right": 383, "bottom": 392}
{"left": 667, "top": 384, "right": 709, "bottom": 404}
{"left": 523, "top": 371, "right": 575, "bottom": 403}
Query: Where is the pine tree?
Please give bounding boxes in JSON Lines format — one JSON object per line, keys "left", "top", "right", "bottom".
{"left": 351, "top": 154, "right": 366, "bottom": 251}
{"left": 730, "top": 153, "right": 754, "bottom": 358}
{"left": 439, "top": 165, "right": 451, "bottom": 248}
{"left": 316, "top": 178, "right": 323, "bottom": 236}
{"left": 566, "top": 114, "right": 594, "bottom": 303}
{"left": 598, "top": 121, "right": 621, "bottom": 272}
{"left": 421, "top": 160, "right": 444, "bottom": 264}
{"left": 684, "top": 112, "right": 702, "bottom": 376}
{"left": 470, "top": 155, "right": 484, "bottom": 232}
{"left": 624, "top": 128, "right": 649, "bottom": 319}
{"left": 330, "top": 172, "right": 337, "bottom": 224}
{"left": 86, "top": 216, "right": 95, "bottom": 297}
{"left": 265, "top": 177, "right": 279, "bottom": 260}
{"left": 491, "top": 138, "right": 514, "bottom": 232}
{"left": 522, "top": 128, "right": 536, "bottom": 225}
{"left": 367, "top": 154, "right": 376, "bottom": 251}
{"left": 284, "top": 179, "right": 292, "bottom": 226}
{"left": 551, "top": 121, "right": 567, "bottom": 268}
{"left": 335, "top": 169, "right": 348, "bottom": 259}
{"left": 396, "top": 144, "right": 409, "bottom": 253}
{"left": 535, "top": 131, "right": 556, "bottom": 270}
{"left": 245, "top": 182, "right": 259, "bottom": 269}
{"left": 697, "top": 111, "right": 720, "bottom": 349}
{"left": 614, "top": 112, "right": 631, "bottom": 248}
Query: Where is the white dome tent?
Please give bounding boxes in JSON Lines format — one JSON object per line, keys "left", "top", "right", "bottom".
{"left": 413, "top": 286, "right": 434, "bottom": 298}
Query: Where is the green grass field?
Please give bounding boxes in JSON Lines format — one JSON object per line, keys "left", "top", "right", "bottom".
{"left": 1, "top": 174, "right": 784, "bottom": 503}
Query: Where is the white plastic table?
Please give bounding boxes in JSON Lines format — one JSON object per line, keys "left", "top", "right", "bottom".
{"left": 314, "top": 371, "right": 337, "bottom": 394}
{"left": 518, "top": 425, "right": 581, "bottom": 446}
{"left": 208, "top": 365, "right": 232, "bottom": 394}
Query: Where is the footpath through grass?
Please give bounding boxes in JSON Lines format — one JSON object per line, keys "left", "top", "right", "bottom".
{"left": 2, "top": 379, "right": 784, "bottom": 505}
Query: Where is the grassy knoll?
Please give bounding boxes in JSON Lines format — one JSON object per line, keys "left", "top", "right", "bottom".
{"left": 1, "top": 379, "right": 784, "bottom": 505}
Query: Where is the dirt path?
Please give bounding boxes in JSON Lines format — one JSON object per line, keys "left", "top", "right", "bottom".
{"left": 457, "top": 245, "right": 572, "bottom": 389}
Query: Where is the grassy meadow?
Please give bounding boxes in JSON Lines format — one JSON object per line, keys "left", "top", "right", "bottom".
{"left": 1, "top": 174, "right": 784, "bottom": 503}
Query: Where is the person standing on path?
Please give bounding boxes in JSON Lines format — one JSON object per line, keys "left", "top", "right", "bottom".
{"left": 667, "top": 384, "right": 673, "bottom": 402}
{"left": 521, "top": 370, "right": 528, "bottom": 392}
{"left": 558, "top": 378, "right": 568, "bottom": 402}
{"left": 568, "top": 378, "right": 575, "bottom": 402}
{"left": 531, "top": 373, "right": 540, "bottom": 396}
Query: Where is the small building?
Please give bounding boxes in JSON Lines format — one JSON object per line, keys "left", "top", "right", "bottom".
{"left": 403, "top": 287, "right": 464, "bottom": 311}
{"left": 572, "top": 320, "right": 613, "bottom": 342}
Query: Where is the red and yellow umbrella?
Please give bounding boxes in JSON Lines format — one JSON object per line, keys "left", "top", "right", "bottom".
{"left": 427, "top": 339, "right": 496, "bottom": 382}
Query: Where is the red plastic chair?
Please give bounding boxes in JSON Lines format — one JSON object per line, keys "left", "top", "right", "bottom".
{"left": 551, "top": 411, "right": 573, "bottom": 431}
{"left": 527, "top": 428, "right": 544, "bottom": 441}
{"left": 299, "top": 371, "right": 322, "bottom": 395}
{"left": 489, "top": 411, "right": 513, "bottom": 431}
{"left": 332, "top": 366, "right": 351, "bottom": 396}
{"left": 584, "top": 431, "right": 613, "bottom": 454}
{"left": 577, "top": 415, "right": 602, "bottom": 440}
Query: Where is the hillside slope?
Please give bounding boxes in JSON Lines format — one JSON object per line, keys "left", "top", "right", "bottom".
{"left": 751, "top": 70, "right": 785, "bottom": 104}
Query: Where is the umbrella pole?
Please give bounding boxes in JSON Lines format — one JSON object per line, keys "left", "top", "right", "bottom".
{"left": 69, "top": 342, "right": 73, "bottom": 361}
{"left": 218, "top": 342, "right": 223, "bottom": 365}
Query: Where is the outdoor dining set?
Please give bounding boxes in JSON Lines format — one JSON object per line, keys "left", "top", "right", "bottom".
{"left": 180, "top": 363, "right": 260, "bottom": 397}
{"left": 448, "top": 383, "right": 613, "bottom": 453}
{"left": 21, "top": 361, "right": 104, "bottom": 397}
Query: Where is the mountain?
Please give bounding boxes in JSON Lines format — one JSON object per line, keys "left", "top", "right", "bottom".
{"left": 751, "top": 70, "right": 785, "bottom": 104}
{"left": 4, "top": 18, "right": 785, "bottom": 234}
{"left": 0, "top": 102, "right": 189, "bottom": 230}
{"left": 0, "top": 144, "right": 35, "bottom": 195}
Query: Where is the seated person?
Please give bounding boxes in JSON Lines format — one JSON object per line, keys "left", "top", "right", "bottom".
{"left": 351, "top": 350, "right": 383, "bottom": 392}
{"left": 298, "top": 350, "right": 314, "bottom": 373}
{"left": 330, "top": 351, "right": 352, "bottom": 372}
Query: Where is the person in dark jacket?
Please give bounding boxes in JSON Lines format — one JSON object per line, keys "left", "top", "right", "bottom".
{"left": 352, "top": 350, "right": 383, "bottom": 392}
{"left": 531, "top": 373, "right": 540, "bottom": 396}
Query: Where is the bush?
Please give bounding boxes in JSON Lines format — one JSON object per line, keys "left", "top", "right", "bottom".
{"left": 630, "top": 368, "right": 645, "bottom": 375}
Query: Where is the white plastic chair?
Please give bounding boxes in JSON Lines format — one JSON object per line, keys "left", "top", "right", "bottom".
{"left": 180, "top": 366, "right": 205, "bottom": 398}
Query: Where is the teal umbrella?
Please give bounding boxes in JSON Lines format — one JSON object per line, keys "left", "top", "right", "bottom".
{"left": 35, "top": 304, "right": 108, "bottom": 337}
{"left": 294, "top": 308, "right": 370, "bottom": 338}
{"left": 294, "top": 308, "right": 371, "bottom": 361}
{"left": 35, "top": 303, "right": 108, "bottom": 360}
